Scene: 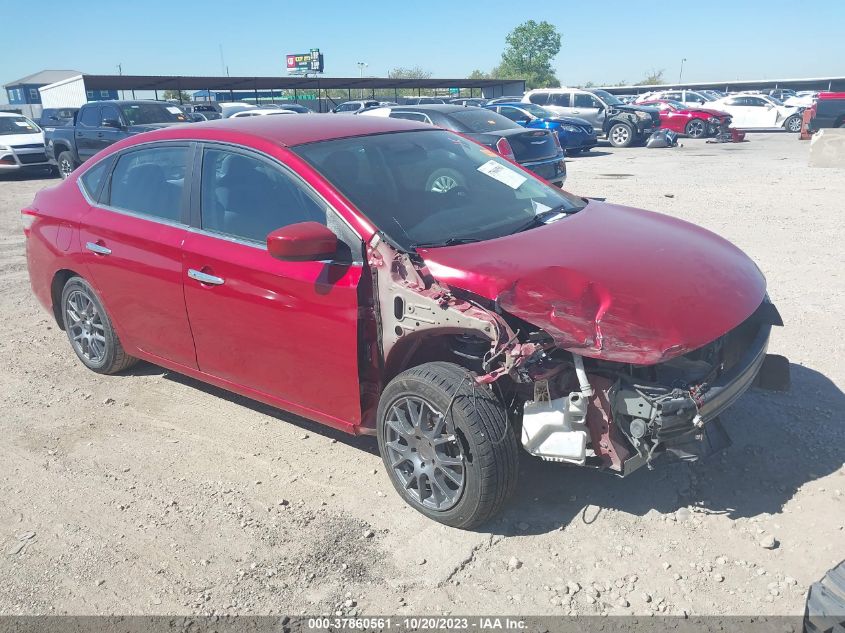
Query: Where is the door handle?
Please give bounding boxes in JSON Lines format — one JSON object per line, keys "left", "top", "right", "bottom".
{"left": 572, "top": 110, "right": 581, "bottom": 114}
{"left": 188, "top": 268, "right": 224, "bottom": 286}
{"left": 85, "top": 241, "right": 111, "bottom": 255}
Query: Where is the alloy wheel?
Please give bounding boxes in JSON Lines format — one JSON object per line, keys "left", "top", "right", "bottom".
{"left": 786, "top": 116, "right": 802, "bottom": 133}
{"left": 687, "top": 119, "right": 706, "bottom": 138}
{"left": 65, "top": 289, "right": 107, "bottom": 364}
{"left": 59, "top": 157, "right": 73, "bottom": 179}
{"left": 383, "top": 396, "right": 465, "bottom": 511}
{"left": 611, "top": 125, "right": 630, "bottom": 146}
{"left": 430, "top": 175, "right": 459, "bottom": 194}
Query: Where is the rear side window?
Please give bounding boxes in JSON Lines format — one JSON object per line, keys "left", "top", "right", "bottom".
{"left": 527, "top": 92, "right": 549, "bottom": 105}
{"left": 449, "top": 109, "right": 518, "bottom": 132}
{"left": 79, "top": 159, "right": 111, "bottom": 202}
{"left": 548, "top": 93, "right": 571, "bottom": 107}
{"left": 79, "top": 107, "right": 99, "bottom": 128}
{"left": 390, "top": 112, "right": 431, "bottom": 124}
{"left": 107, "top": 146, "right": 189, "bottom": 222}
{"left": 573, "top": 94, "right": 599, "bottom": 108}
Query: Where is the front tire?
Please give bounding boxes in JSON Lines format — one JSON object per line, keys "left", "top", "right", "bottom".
{"left": 685, "top": 118, "right": 707, "bottom": 138}
{"left": 377, "top": 362, "right": 518, "bottom": 529}
{"left": 784, "top": 114, "right": 802, "bottom": 133}
{"left": 57, "top": 151, "right": 78, "bottom": 180}
{"left": 608, "top": 123, "right": 634, "bottom": 147}
{"left": 61, "top": 277, "right": 138, "bottom": 374}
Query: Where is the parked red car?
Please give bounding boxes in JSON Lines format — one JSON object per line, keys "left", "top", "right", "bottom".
{"left": 637, "top": 99, "right": 732, "bottom": 138}
{"left": 23, "top": 116, "right": 784, "bottom": 528}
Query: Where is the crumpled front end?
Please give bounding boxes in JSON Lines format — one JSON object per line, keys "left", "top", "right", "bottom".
{"left": 507, "top": 297, "right": 786, "bottom": 474}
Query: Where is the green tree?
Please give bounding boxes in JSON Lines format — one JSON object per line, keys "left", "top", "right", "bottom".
{"left": 163, "top": 89, "right": 191, "bottom": 103}
{"left": 637, "top": 69, "right": 665, "bottom": 86}
{"left": 497, "top": 20, "right": 562, "bottom": 89}
{"left": 467, "top": 69, "right": 489, "bottom": 80}
{"left": 388, "top": 66, "right": 432, "bottom": 80}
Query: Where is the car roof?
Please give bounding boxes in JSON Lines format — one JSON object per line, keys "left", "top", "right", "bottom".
{"left": 125, "top": 112, "right": 432, "bottom": 147}
{"left": 0, "top": 112, "right": 29, "bottom": 118}
{"left": 387, "top": 104, "right": 477, "bottom": 113}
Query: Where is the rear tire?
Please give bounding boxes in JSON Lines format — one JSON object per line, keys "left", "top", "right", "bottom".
{"left": 377, "top": 362, "right": 518, "bottom": 529}
{"left": 60, "top": 277, "right": 138, "bottom": 374}
{"left": 608, "top": 123, "right": 634, "bottom": 147}
{"left": 57, "top": 151, "right": 78, "bottom": 180}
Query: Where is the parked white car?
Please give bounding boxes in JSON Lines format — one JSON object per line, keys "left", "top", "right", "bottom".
{"left": 706, "top": 94, "right": 803, "bottom": 132}
{"left": 635, "top": 90, "right": 713, "bottom": 105}
{"left": 229, "top": 109, "right": 297, "bottom": 118}
{"left": 218, "top": 102, "right": 258, "bottom": 118}
{"left": 784, "top": 92, "right": 818, "bottom": 108}
{"left": 0, "top": 113, "right": 52, "bottom": 174}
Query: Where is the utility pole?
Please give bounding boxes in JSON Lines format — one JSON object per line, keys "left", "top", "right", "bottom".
{"left": 679, "top": 58, "right": 687, "bottom": 85}
{"left": 117, "top": 63, "right": 124, "bottom": 99}
{"left": 357, "top": 62, "right": 368, "bottom": 99}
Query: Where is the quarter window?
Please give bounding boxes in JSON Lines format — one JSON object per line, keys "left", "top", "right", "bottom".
{"left": 107, "top": 146, "right": 189, "bottom": 222}
{"left": 80, "top": 159, "right": 111, "bottom": 202}
{"left": 527, "top": 92, "right": 549, "bottom": 105}
{"left": 200, "top": 148, "right": 328, "bottom": 244}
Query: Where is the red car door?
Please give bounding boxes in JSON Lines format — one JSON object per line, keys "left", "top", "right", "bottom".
{"left": 181, "top": 145, "right": 364, "bottom": 429}
{"left": 78, "top": 143, "right": 198, "bottom": 368}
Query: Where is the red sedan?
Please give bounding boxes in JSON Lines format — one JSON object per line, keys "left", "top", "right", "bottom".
{"left": 23, "top": 115, "right": 783, "bottom": 528}
{"left": 638, "top": 99, "right": 732, "bottom": 138}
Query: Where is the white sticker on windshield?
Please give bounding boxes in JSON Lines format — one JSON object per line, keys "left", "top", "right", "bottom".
{"left": 477, "top": 160, "right": 527, "bottom": 190}
{"left": 532, "top": 201, "right": 552, "bottom": 214}
{"left": 166, "top": 106, "right": 183, "bottom": 114}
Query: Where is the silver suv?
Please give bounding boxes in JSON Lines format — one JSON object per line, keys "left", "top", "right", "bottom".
{"left": 522, "top": 88, "right": 660, "bottom": 148}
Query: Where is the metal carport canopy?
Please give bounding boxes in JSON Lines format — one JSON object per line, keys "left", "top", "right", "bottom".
{"left": 80, "top": 74, "right": 523, "bottom": 91}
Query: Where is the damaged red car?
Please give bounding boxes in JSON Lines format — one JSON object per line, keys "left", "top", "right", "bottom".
{"left": 23, "top": 115, "right": 785, "bottom": 528}
{"left": 637, "top": 99, "right": 732, "bottom": 138}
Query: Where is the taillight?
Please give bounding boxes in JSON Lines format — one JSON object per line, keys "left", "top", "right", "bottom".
{"left": 551, "top": 131, "right": 563, "bottom": 154}
{"left": 21, "top": 208, "right": 37, "bottom": 233}
{"left": 495, "top": 137, "right": 515, "bottom": 162}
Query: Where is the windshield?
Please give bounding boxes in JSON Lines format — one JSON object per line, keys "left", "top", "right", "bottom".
{"left": 293, "top": 130, "right": 586, "bottom": 250}
{"left": 589, "top": 90, "right": 623, "bottom": 106}
{"left": 120, "top": 103, "right": 189, "bottom": 125}
{"left": 0, "top": 116, "right": 40, "bottom": 135}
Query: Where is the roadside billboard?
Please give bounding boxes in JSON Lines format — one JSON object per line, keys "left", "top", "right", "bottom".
{"left": 286, "top": 49, "right": 324, "bottom": 74}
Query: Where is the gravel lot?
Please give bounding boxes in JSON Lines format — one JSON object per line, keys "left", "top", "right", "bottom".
{"left": 0, "top": 132, "right": 842, "bottom": 617}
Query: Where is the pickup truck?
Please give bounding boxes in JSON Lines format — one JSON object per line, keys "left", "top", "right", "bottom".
{"left": 47, "top": 100, "right": 191, "bottom": 178}
{"left": 808, "top": 92, "right": 845, "bottom": 131}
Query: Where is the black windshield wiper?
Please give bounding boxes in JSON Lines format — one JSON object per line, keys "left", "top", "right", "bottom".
{"left": 513, "top": 205, "right": 576, "bottom": 233}
{"left": 412, "top": 237, "right": 481, "bottom": 249}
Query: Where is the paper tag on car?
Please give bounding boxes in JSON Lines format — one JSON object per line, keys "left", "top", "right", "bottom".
{"left": 15, "top": 121, "right": 33, "bottom": 128}
{"left": 166, "top": 106, "right": 183, "bottom": 114}
{"left": 477, "top": 160, "right": 526, "bottom": 189}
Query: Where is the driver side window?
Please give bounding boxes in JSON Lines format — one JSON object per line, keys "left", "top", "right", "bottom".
{"left": 573, "top": 94, "right": 598, "bottom": 108}
{"left": 200, "top": 148, "right": 327, "bottom": 243}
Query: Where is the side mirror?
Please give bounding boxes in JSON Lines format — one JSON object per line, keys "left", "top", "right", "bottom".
{"left": 267, "top": 222, "right": 337, "bottom": 261}
{"left": 102, "top": 118, "right": 123, "bottom": 129}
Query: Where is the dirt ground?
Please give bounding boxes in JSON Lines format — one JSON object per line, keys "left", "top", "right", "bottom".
{"left": 0, "top": 132, "right": 842, "bottom": 618}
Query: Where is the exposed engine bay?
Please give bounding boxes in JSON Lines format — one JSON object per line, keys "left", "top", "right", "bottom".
{"left": 364, "top": 232, "right": 788, "bottom": 476}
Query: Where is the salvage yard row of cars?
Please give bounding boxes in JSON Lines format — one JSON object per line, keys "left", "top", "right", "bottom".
{"left": 4, "top": 85, "right": 840, "bottom": 178}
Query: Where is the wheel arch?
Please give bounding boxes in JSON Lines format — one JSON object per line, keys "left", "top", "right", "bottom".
{"left": 383, "top": 329, "right": 489, "bottom": 386}
{"left": 50, "top": 268, "right": 81, "bottom": 329}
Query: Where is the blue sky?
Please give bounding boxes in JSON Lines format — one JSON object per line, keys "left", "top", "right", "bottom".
{"left": 3, "top": 0, "right": 844, "bottom": 101}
